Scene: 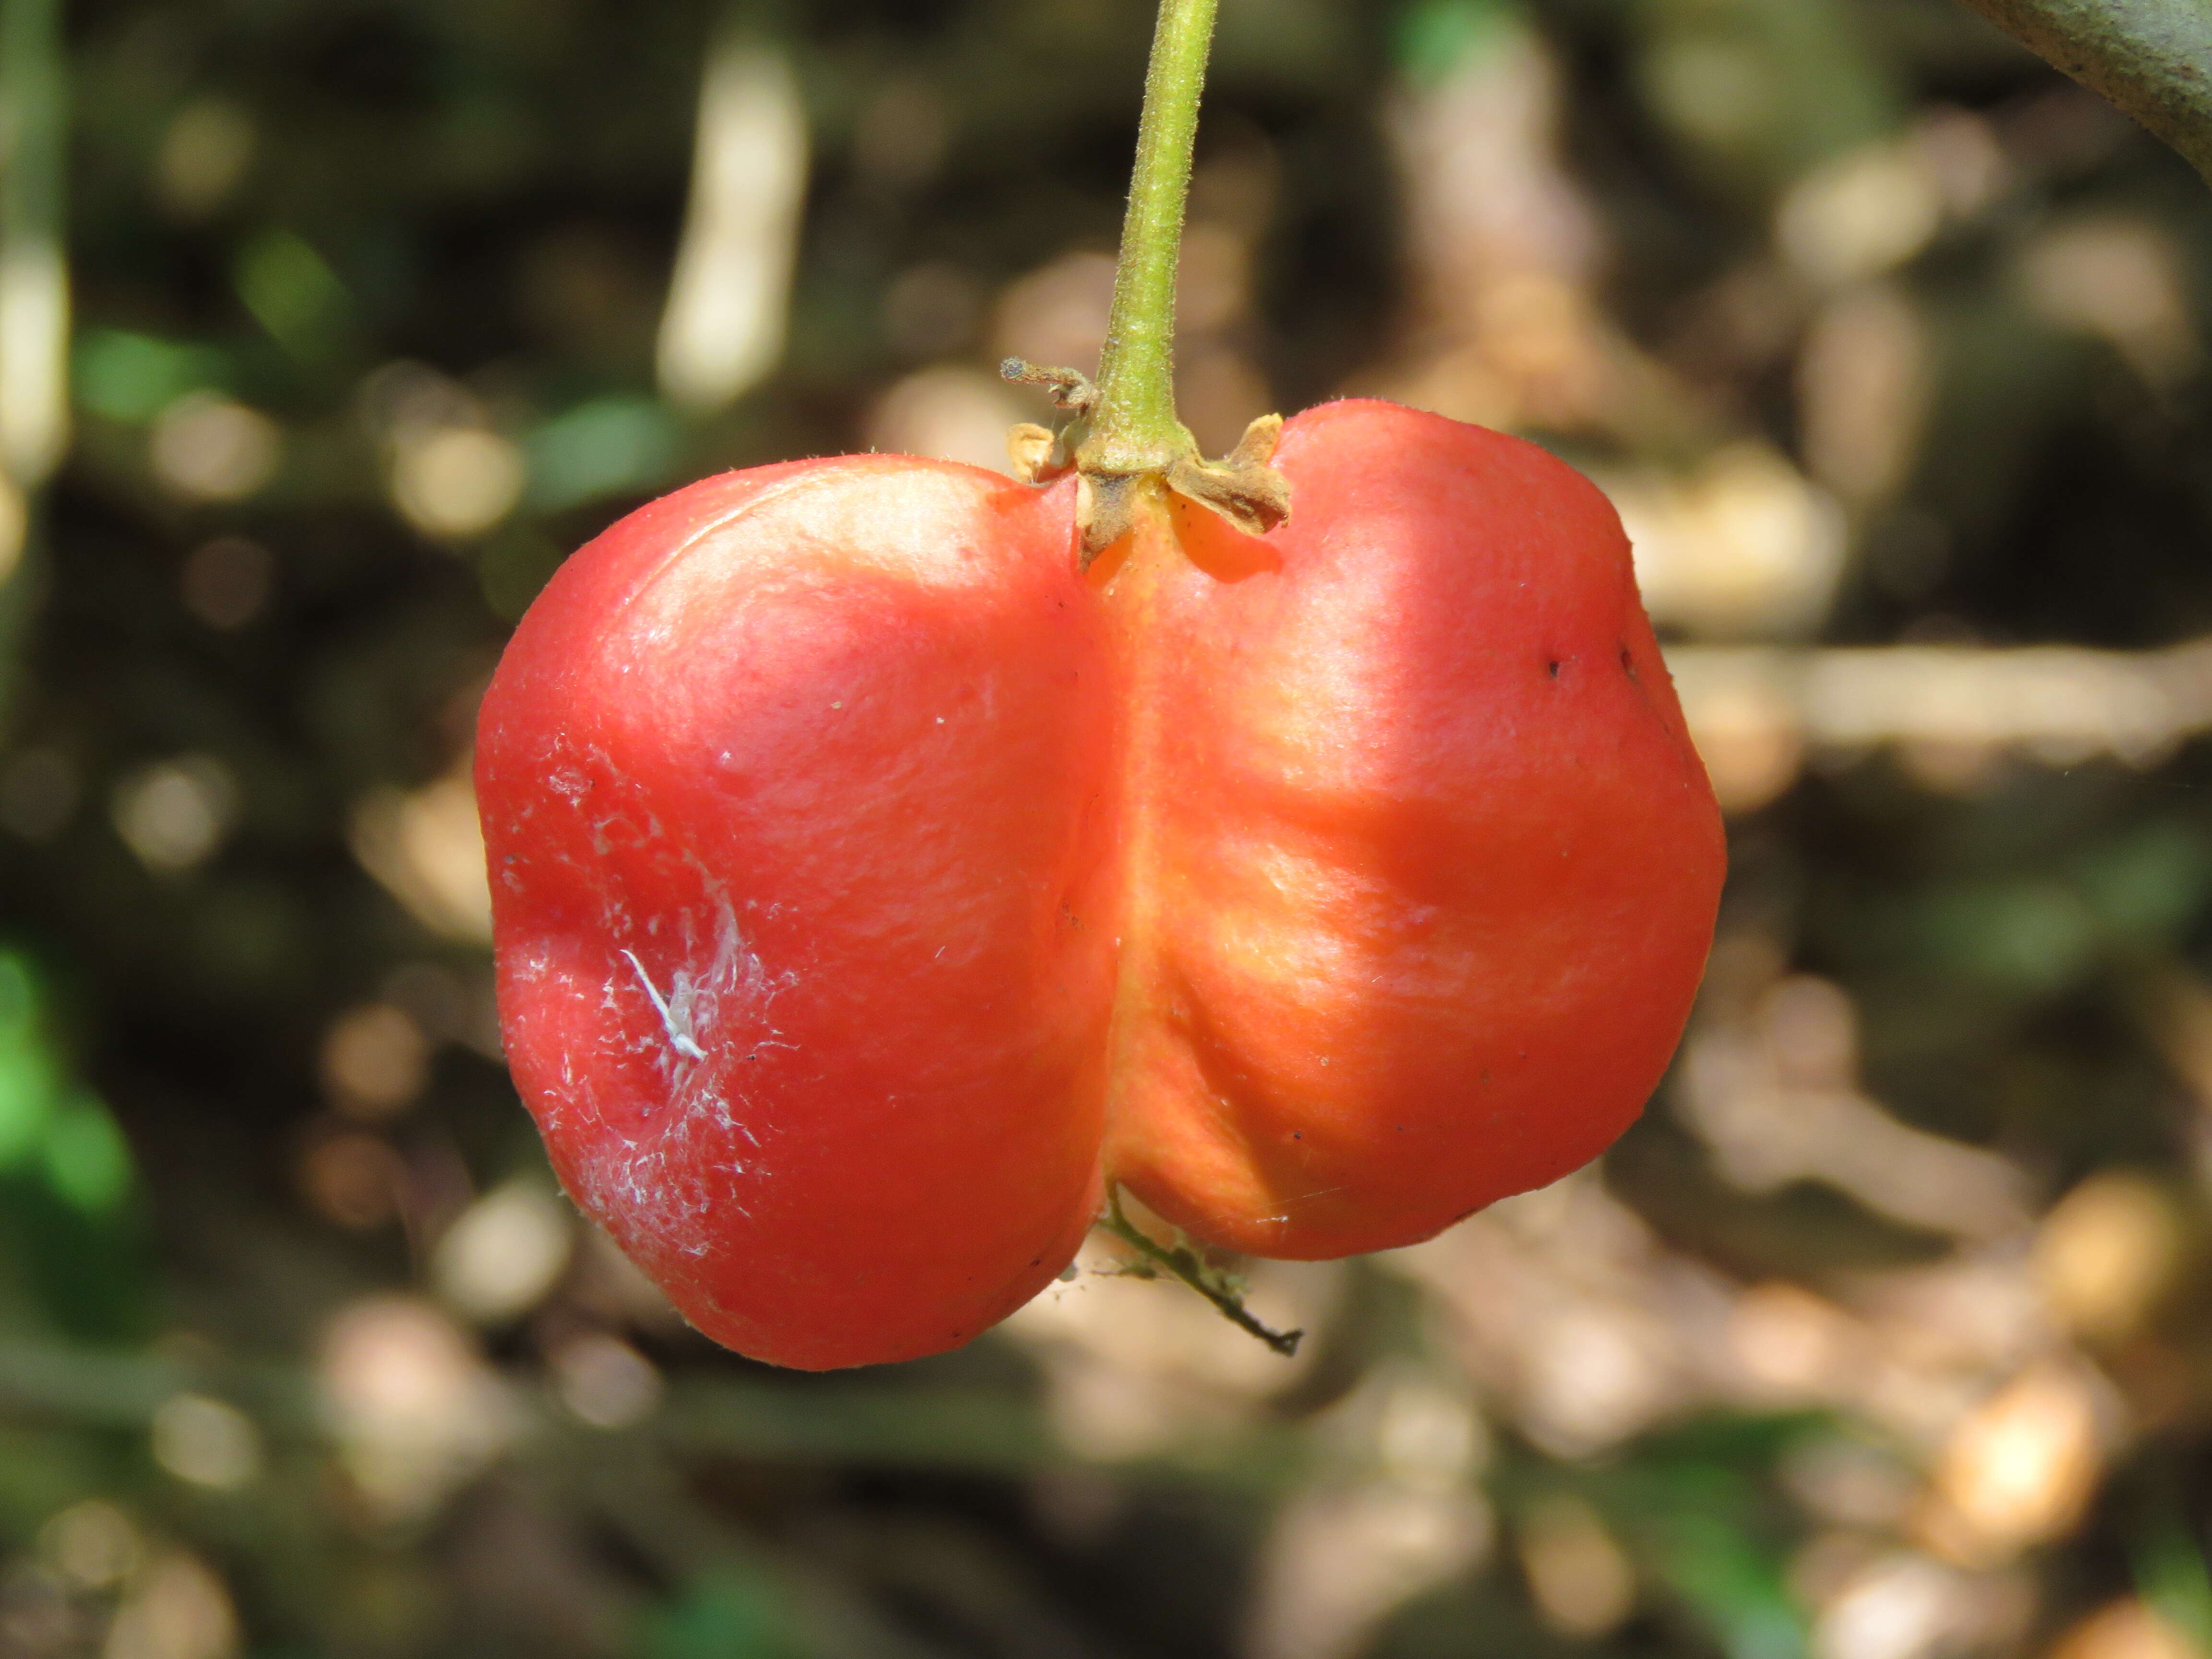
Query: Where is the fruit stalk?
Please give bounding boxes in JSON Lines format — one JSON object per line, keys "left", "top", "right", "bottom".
{"left": 1082, "top": 0, "right": 1216, "bottom": 477}
{"left": 1003, "top": 0, "right": 1288, "bottom": 564}
{"left": 1098, "top": 1188, "right": 1303, "bottom": 1356}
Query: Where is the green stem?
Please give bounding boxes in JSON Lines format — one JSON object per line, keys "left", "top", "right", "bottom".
{"left": 1952, "top": 0, "right": 2212, "bottom": 187}
{"left": 1001, "top": 0, "right": 1287, "bottom": 563}
{"left": 1097, "top": 1187, "right": 1303, "bottom": 1358}
{"left": 1080, "top": 0, "right": 1218, "bottom": 477}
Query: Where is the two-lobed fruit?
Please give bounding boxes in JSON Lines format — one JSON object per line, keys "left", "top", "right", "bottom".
{"left": 475, "top": 398, "right": 1725, "bottom": 1370}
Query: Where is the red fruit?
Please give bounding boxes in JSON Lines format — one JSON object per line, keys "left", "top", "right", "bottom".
{"left": 475, "top": 398, "right": 1724, "bottom": 1370}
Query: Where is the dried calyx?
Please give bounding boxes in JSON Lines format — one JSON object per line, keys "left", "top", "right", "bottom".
{"left": 998, "top": 0, "right": 1290, "bottom": 571}
{"left": 1003, "top": 357, "right": 1290, "bottom": 567}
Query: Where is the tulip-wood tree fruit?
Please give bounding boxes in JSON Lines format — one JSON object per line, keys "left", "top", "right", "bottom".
{"left": 473, "top": 0, "right": 1724, "bottom": 1370}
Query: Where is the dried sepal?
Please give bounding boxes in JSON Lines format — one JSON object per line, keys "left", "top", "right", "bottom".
{"left": 1165, "top": 412, "right": 1290, "bottom": 539}
{"left": 1008, "top": 423, "right": 1059, "bottom": 484}
{"left": 1075, "top": 471, "right": 1148, "bottom": 569}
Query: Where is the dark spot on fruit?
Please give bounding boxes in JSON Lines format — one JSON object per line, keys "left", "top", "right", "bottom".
{"left": 1547, "top": 659, "right": 1561, "bottom": 678}
{"left": 1620, "top": 646, "right": 1637, "bottom": 678}
{"left": 1292, "top": 1131, "right": 1302, "bottom": 1140}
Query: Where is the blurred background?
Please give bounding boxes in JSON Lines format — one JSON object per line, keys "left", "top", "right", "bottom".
{"left": 0, "top": 0, "right": 2208, "bottom": 1655}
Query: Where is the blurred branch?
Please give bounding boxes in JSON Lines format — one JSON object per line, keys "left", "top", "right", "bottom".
{"left": 655, "top": 18, "right": 807, "bottom": 416}
{"left": 0, "top": 1333, "right": 1310, "bottom": 1492}
{"left": 1953, "top": 0, "right": 2212, "bottom": 185}
{"left": 655, "top": 1372, "right": 1310, "bottom": 1490}
{"left": 0, "top": 0, "right": 67, "bottom": 730}
{"left": 0, "top": 1338, "right": 316, "bottom": 1432}
{"left": 0, "top": 1338, "right": 180, "bottom": 1427}
{"left": 652, "top": 1378, "right": 1066, "bottom": 1477}
{"left": 1668, "top": 637, "right": 2212, "bottom": 761}
{"left": 0, "top": 0, "right": 67, "bottom": 488}
{"left": 0, "top": 0, "right": 67, "bottom": 480}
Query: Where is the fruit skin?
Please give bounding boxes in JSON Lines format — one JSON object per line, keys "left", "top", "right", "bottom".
{"left": 476, "top": 397, "right": 1724, "bottom": 1370}
{"left": 477, "top": 459, "right": 1118, "bottom": 1370}
{"left": 1100, "top": 402, "right": 1723, "bottom": 1258}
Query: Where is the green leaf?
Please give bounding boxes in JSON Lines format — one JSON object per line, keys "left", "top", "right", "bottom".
{"left": 646, "top": 1567, "right": 812, "bottom": 1659}
{"left": 38, "top": 1096, "right": 132, "bottom": 1217}
{"left": 524, "top": 397, "right": 680, "bottom": 512}
{"left": 1394, "top": 0, "right": 1520, "bottom": 87}
{"left": 73, "top": 330, "right": 230, "bottom": 423}
{"left": 235, "top": 230, "right": 358, "bottom": 364}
